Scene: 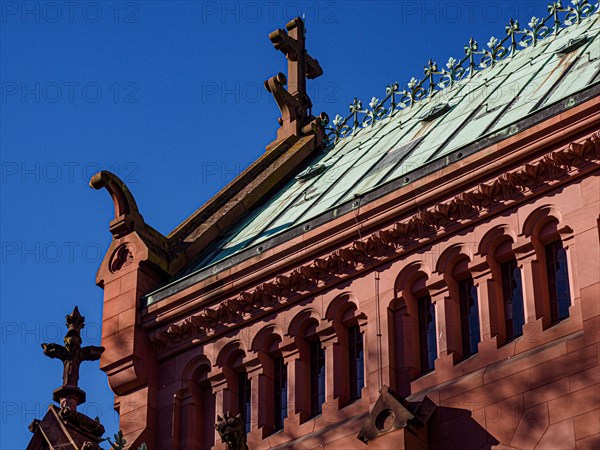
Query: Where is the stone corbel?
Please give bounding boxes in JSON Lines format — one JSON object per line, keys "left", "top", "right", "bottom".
{"left": 357, "top": 385, "right": 436, "bottom": 449}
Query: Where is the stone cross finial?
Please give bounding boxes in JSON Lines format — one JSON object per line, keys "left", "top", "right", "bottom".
{"left": 41, "top": 306, "right": 105, "bottom": 411}
{"left": 269, "top": 17, "right": 323, "bottom": 110}
{"left": 265, "top": 17, "right": 327, "bottom": 150}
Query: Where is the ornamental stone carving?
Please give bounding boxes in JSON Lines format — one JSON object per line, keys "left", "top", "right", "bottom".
{"left": 149, "top": 133, "right": 600, "bottom": 351}
{"left": 214, "top": 412, "right": 248, "bottom": 450}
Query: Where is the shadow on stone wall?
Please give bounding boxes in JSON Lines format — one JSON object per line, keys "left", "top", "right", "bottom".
{"left": 429, "top": 406, "right": 499, "bottom": 450}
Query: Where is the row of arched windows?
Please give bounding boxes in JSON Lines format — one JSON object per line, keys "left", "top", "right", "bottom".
{"left": 176, "top": 303, "right": 367, "bottom": 448}
{"left": 390, "top": 213, "right": 575, "bottom": 394}
{"left": 177, "top": 208, "right": 577, "bottom": 447}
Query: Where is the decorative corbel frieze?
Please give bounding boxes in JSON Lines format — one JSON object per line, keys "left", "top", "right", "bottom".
{"left": 149, "top": 132, "right": 600, "bottom": 351}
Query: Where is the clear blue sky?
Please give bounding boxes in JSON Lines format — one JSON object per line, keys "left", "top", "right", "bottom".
{"left": 1, "top": 0, "right": 552, "bottom": 446}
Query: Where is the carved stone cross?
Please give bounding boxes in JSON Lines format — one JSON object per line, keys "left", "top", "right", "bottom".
{"left": 265, "top": 17, "right": 327, "bottom": 150}
{"left": 41, "top": 306, "right": 105, "bottom": 411}
{"left": 269, "top": 17, "right": 323, "bottom": 110}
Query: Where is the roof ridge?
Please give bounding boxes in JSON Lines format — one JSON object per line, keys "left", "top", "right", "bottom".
{"left": 325, "top": 0, "right": 598, "bottom": 145}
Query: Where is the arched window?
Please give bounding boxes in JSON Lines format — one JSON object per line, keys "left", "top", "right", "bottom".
{"left": 286, "top": 309, "right": 324, "bottom": 422}
{"left": 273, "top": 355, "right": 287, "bottom": 431}
{"left": 479, "top": 227, "right": 525, "bottom": 345}
{"left": 493, "top": 238, "right": 525, "bottom": 341}
{"left": 437, "top": 247, "right": 480, "bottom": 361}
{"left": 544, "top": 238, "right": 571, "bottom": 323}
{"left": 179, "top": 358, "right": 216, "bottom": 449}
{"left": 309, "top": 339, "right": 325, "bottom": 417}
{"left": 347, "top": 324, "right": 364, "bottom": 401}
{"left": 238, "top": 371, "right": 251, "bottom": 434}
{"left": 418, "top": 293, "right": 437, "bottom": 373}
{"left": 393, "top": 263, "right": 437, "bottom": 385}
{"left": 457, "top": 275, "right": 480, "bottom": 358}
{"left": 501, "top": 258, "right": 525, "bottom": 339}
{"left": 214, "top": 341, "right": 251, "bottom": 436}
{"left": 324, "top": 294, "right": 367, "bottom": 407}
{"left": 523, "top": 207, "right": 574, "bottom": 329}
{"left": 446, "top": 256, "right": 480, "bottom": 358}
{"left": 249, "top": 325, "right": 288, "bottom": 436}
{"left": 197, "top": 374, "right": 216, "bottom": 448}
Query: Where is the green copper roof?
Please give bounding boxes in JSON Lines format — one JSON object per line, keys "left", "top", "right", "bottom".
{"left": 146, "top": 2, "right": 599, "bottom": 305}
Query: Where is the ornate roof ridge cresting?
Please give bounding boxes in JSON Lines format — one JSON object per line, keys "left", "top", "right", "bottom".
{"left": 149, "top": 132, "right": 600, "bottom": 351}
{"left": 325, "top": 0, "right": 598, "bottom": 145}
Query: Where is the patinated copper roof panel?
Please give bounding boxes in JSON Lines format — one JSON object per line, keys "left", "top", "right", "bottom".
{"left": 173, "top": 6, "right": 599, "bottom": 285}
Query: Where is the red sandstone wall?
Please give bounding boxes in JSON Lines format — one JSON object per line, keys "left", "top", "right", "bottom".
{"left": 150, "top": 171, "right": 599, "bottom": 449}
{"left": 97, "top": 103, "right": 599, "bottom": 448}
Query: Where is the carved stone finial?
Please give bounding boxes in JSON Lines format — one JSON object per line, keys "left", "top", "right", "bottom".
{"left": 66, "top": 305, "right": 85, "bottom": 332}
{"left": 265, "top": 16, "right": 327, "bottom": 150}
{"left": 41, "top": 306, "right": 105, "bottom": 411}
{"left": 89, "top": 170, "right": 143, "bottom": 237}
{"left": 215, "top": 411, "right": 248, "bottom": 450}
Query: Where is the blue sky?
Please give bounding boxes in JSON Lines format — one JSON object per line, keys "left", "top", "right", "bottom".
{"left": 1, "top": 0, "right": 553, "bottom": 446}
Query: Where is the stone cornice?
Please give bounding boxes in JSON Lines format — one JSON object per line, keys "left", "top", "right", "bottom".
{"left": 149, "top": 131, "right": 600, "bottom": 352}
